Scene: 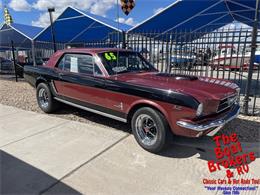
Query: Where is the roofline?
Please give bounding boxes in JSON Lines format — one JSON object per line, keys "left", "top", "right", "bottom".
{"left": 33, "top": 6, "right": 69, "bottom": 40}
{"left": 0, "top": 23, "right": 5, "bottom": 30}
{"left": 9, "top": 23, "right": 34, "bottom": 40}
{"left": 154, "top": 0, "right": 225, "bottom": 37}
{"left": 128, "top": 0, "right": 255, "bottom": 33}
{"left": 56, "top": 15, "right": 85, "bottom": 22}
{"left": 33, "top": 6, "right": 124, "bottom": 41}
{"left": 127, "top": 0, "right": 182, "bottom": 32}
{"left": 1, "top": 22, "right": 43, "bottom": 40}
{"left": 71, "top": 6, "right": 123, "bottom": 32}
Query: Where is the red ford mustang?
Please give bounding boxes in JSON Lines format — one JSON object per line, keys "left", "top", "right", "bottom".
{"left": 24, "top": 48, "right": 240, "bottom": 153}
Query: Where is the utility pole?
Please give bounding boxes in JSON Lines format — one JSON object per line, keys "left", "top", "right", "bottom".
{"left": 48, "top": 7, "right": 57, "bottom": 52}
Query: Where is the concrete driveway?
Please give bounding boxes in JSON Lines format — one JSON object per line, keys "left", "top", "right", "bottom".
{"left": 0, "top": 104, "right": 259, "bottom": 195}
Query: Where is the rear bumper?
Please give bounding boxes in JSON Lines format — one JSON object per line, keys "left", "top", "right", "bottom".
{"left": 176, "top": 104, "right": 240, "bottom": 135}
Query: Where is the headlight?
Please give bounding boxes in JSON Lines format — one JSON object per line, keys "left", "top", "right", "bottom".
{"left": 196, "top": 103, "right": 203, "bottom": 116}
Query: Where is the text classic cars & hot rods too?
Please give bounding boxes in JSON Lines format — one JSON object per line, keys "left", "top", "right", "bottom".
{"left": 24, "top": 48, "right": 240, "bottom": 153}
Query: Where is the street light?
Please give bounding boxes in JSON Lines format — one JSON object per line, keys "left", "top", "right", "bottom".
{"left": 48, "top": 7, "right": 57, "bottom": 52}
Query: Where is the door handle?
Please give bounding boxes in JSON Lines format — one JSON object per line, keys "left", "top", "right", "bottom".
{"left": 58, "top": 72, "right": 64, "bottom": 77}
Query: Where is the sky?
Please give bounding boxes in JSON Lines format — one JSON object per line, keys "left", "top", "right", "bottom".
{"left": 0, "top": 0, "right": 176, "bottom": 27}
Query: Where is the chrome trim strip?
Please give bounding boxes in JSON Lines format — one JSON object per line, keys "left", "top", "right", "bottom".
{"left": 176, "top": 104, "right": 240, "bottom": 132}
{"left": 206, "top": 125, "right": 223, "bottom": 136}
{"left": 50, "top": 81, "right": 58, "bottom": 94}
{"left": 217, "top": 95, "right": 238, "bottom": 113}
{"left": 220, "top": 94, "right": 237, "bottom": 101}
{"left": 54, "top": 97, "right": 127, "bottom": 123}
{"left": 217, "top": 104, "right": 231, "bottom": 113}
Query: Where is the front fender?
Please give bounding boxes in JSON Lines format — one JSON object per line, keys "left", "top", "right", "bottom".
{"left": 127, "top": 99, "right": 170, "bottom": 122}
{"left": 35, "top": 76, "right": 48, "bottom": 87}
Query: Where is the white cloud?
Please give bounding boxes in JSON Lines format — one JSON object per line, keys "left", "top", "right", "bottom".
{"left": 90, "top": 0, "right": 115, "bottom": 16}
{"left": 116, "top": 17, "right": 135, "bottom": 26}
{"left": 32, "top": 0, "right": 117, "bottom": 27}
{"left": 153, "top": 7, "right": 164, "bottom": 15}
{"left": 33, "top": 0, "right": 91, "bottom": 11}
{"left": 9, "top": 0, "right": 31, "bottom": 12}
{"left": 32, "top": 11, "right": 60, "bottom": 27}
{"left": 32, "top": 0, "right": 116, "bottom": 14}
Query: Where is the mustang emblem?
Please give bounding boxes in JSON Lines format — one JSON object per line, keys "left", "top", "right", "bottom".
{"left": 113, "top": 102, "right": 124, "bottom": 110}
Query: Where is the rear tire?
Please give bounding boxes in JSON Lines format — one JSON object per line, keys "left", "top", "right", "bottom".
{"left": 36, "top": 83, "right": 59, "bottom": 113}
{"left": 131, "top": 107, "right": 170, "bottom": 153}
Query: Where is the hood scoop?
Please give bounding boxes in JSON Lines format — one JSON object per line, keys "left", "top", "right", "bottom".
{"left": 156, "top": 73, "right": 198, "bottom": 81}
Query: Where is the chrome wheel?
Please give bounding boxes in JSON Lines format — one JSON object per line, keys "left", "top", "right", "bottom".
{"left": 38, "top": 88, "right": 49, "bottom": 108}
{"left": 135, "top": 114, "right": 158, "bottom": 146}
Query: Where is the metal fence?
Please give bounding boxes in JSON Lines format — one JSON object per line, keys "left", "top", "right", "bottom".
{"left": 2, "top": 28, "right": 260, "bottom": 115}
{"left": 57, "top": 29, "right": 259, "bottom": 115}
{"left": 124, "top": 29, "right": 260, "bottom": 116}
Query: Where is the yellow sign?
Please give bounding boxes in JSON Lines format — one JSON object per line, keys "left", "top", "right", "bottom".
{"left": 104, "top": 52, "right": 117, "bottom": 61}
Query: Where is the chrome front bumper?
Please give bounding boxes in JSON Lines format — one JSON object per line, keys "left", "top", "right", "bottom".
{"left": 176, "top": 104, "right": 240, "bottom": 133}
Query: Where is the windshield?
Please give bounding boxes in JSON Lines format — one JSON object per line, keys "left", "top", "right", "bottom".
{"left": 98, "top": 51, "right": 156, "bottom": 75}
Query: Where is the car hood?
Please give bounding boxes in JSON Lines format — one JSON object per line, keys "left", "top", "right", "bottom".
{"left": 111, "top": 72, "right": 237, "bottom": 102}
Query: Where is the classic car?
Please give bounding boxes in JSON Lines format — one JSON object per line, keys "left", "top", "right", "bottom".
{"left": 0, "top": 57, "right": 13, "bottom": 73}
{"left": 24, "top": 48, "right": 240, "bottom": 153}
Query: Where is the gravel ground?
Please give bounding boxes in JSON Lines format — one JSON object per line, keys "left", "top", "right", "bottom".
{"left": 0, "top": 76, "right": 130, "bottom": 133}
{"left": 0, "top": 76, "right": 259, "bottom": 142}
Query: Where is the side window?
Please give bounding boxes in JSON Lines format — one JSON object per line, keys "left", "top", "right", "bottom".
{"left": 78, "top": 55, "right": 93, "bottom": 75}
{"left": 57, "top": 56, "right": 65, "bottom": 70}
{"left": 56, "top": 54, "right": 94, "bottom": 75}
{"left": 56, "top": 54, "right": 76, "bottom": 72}
{"left": 64, "top": 55, "right": 73, "bottom": 72}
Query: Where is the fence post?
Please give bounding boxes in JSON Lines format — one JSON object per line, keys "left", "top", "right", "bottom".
{"left": 243, "top": 0, "right": 259, "bottom": 115}
{"left": 11, "top": 40, "right": 18, "bottom": 82}
{"left": 166, "top": 34, "right": 170, "bottom": 73}
{"left": 122, "top": 31, "right": 127, "bottom": 49}
{"left": 31, "top": 40, "right": 36, "bottom": 66}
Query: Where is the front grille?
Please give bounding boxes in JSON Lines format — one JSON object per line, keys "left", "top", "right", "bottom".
{"left": 217, "top": 95, "right": 237, "bottom": 113}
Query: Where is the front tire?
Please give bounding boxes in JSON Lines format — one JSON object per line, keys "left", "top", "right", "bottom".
{"left": 36, "top": 83, "right": 58, "bottom": 113}
{"left": 131, "top": 107, "right": 170, "bottom": 153}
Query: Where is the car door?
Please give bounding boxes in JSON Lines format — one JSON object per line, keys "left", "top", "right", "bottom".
{"left": 55, "top": 53, "right": 106, "bottom": 108}
{"left": 100, "top": 52, "right": 142, "bottom": 114}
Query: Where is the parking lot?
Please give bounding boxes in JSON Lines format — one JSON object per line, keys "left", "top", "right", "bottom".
{"left": 1, "top": 104, "right": 260, "bottom": 194}
{"left": 1, "top": 0, "right": 260, "bottom": 194}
